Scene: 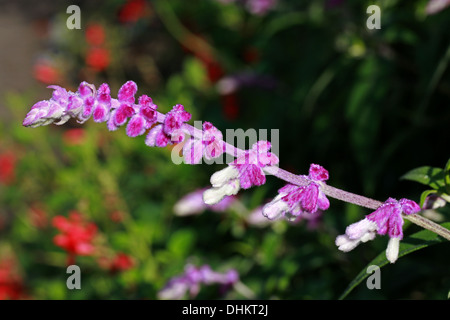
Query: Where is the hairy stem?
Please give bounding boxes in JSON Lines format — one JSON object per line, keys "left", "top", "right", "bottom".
{"left": 405, "top": 213, "right": 450, "bottom": 241}
{"left": 180, "top": 122, "right": 450, "bottom": 240}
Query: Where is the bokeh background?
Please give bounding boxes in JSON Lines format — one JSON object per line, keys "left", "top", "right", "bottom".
{"left": 0, "top": 0, "right": 449, "bottom": 300}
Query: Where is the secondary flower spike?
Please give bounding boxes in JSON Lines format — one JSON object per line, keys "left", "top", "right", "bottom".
{"left": 262, "top": 163, "right": 330, "bottom": 221}
{"left": 203, "top": 141, "right": 279, "bottom": 205}
{"left": 158, "top": 264, "right": 239, "bottom": 300}
{"left": 335, "top": 197, "right": 421, "bottom": 263}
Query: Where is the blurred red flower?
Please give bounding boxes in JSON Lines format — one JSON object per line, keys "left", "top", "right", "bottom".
{"left": 0, "top": 258, "right": 26, "bottom": 300}
{"left": 221, "top": 93, "right": 239, "bottom": 120}
{"left": 62, "top": 128, "right": 85, "bottom": 146}
{"left": 33, "top": 60, "right": 60, "bottom": 84}
{"left": 85, "top": 23, "right": 106, "bottom": 46}
{"left": 118, "top": 0, "right": 147, "bottom": 24}
{"left": 0, "top": 152, "right": 16, "bottom": 185}
{"left": 109, "top": 210, "right": 125, "bottom": 223}
{"left": 86, "top": 47, "right": 110, "bottom": 72}
{"left": 52, "top": 211, "right": 97, "bottom": 265}
{"left": 109, "top": 253, "right": 134, "bottom": 273}
{"left": 205, "top": 60, "right": 225, "bottom": 83}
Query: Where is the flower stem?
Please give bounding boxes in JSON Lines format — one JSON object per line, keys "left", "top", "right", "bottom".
{"left": 404, "top": 213, "right": 450, "bottom": 241}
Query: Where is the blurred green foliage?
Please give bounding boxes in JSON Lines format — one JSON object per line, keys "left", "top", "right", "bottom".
{"left": 0, "top": 0, "right": 449, "bottom": 299}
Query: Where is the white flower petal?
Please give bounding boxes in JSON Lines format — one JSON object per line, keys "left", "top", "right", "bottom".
{"left": 262, "top": 196, "right": 289, "bottom": 220}
{"left": 386, "top": 237, "right": 400, "bottom": 263}
{"left": 346, "top": 218, "right": 378, "bottom": 240}
{"left": 210, "top": 166, "right": 239, "bottom": 187}
{"left": 203, "top": 180, "right": 240, "bottom": 205}
{"left": 335, "top": 235, "right": 361, "bottom": 252}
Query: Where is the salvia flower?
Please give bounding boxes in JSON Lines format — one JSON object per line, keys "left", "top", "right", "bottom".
{"left": 126, "top": 95, "right": 158, "bottom": 137}
{"left": 158, "top": 264, "right": 239, "bottom": 300}
{"left": 203, "top": 141, "right": 279, "bottom": 205}
{"left": 183, "top": 122, "right": 224, "bottom": 164}
{"left": 22, "top": 80, "right": 162, "bottom": 139}
{"left": 145, "top": 104, "right": 191, "bottom": 147}
{"left": 335, "top": 197, "right": 421, "bottom": 263}
{"left": 262, "top": 164, "right": 330, "bottom": 221}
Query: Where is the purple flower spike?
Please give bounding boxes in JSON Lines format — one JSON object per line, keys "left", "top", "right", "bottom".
{"left": 308, "top": 163, "right": 329, "bottom": 181}
{"left": 163, "top": 104, "right": 191, "bottom": 136}
{"left": 203, "top": 141, "right": 278, "bottom": 205}
{"left": 92, "top": 83, "right": 112, "bottom": 123}
{"left": 263, "top": 164, "right": 330, "bottom": 221}
{"left": 138, "top": 95, "right": 158, "bottom": 126}
{"left": 145, "top": 104, "right": 191, "bottom": 147}
{"left": 118, "top": 80, "right": 138, "bottom": 104}
{"left": 114, "top": 103, "right": 135, "bottom": 127}
{"left": 125, "top": 95, "right": 158, "bottom": 138}
{"left": 23, "top": 86, "right": 71, "bottom": 127}
{"left": 336, "top": 197, "right": 421, "bottom": 263}
{"left": 183, "top": 121, "right": 224, "bottom": 164}
{"left": 158, "top": 264, "right": 239, "bottom": 300}
{"left": 146, "top": 124, "right": 169, "bottom": 147}
{"left": 126, "top": 115, "right": 146, "bottom": 137}
{"left": 78, "top": 81, "right": 95, "bottom": 97}
{"left": 97, "top": 83, "right": 111, "bottom": 105}
{"left": 366, "top": 197, "right": 419, "bottom": 239}
{"left": 202, "top": 122, "right": 224, "bottom": 160}
{"left": 231, "top": 141, "right": 279, "bottom": 189}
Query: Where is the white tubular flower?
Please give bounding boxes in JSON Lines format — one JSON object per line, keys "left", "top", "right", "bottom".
{"left": 262, "top": 194, "right": 289, "bottom": 220}
{"left": 203, "top": 165, "right": 240, "bottom": 205}
{"left": 210, "top": 166, "right": 239, "bottom": 187}
{"left": 335, "top": 218, "right": 378, "bottom": 252}
{"left": 203, "top": 179, "right": 240, "bottom": 205}
{"left": 385, "top": 237, "right": 400, "bottom": 263}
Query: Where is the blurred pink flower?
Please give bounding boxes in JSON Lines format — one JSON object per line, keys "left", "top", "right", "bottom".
{"left": 158, "top": 264, "right": 239, "bottom": 299}
{"left": 426, "top": 0, "right": 450, "bottom": 14}
{"left": 62, "top": 128, "right": 86, "bottom": 146}
{"left": 174, "top": 188, "right": 236, "bottom": 216}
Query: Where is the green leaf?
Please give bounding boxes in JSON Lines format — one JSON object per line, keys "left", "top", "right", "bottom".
{"left": 444, "top": 158, "right": 450, "bottom": 194}
{"left": 401, "top": 166, "right": 446, "bottom": 191}
{"left": 339, "top": 222, "right": 450, "bottom": 300}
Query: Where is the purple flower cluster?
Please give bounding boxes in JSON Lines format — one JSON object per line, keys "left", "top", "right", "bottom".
{"left": 146, "top": 104, "right": 191, "bottom": 147}
{"left": 23, "top": 80, "right": 433, "bottom": 265}
{"left": 336, "top": 197, "right": 421, "bottom": 263}
{"left": 23, "top": 81, "right": 191, "bottom": 147}
{"left": 183, "top": 122, "right": 224, "bottom": 164}
{"left": 263, "top": 164, "right": 330, "bottom": 221}
{"left": 203, "top": 141, "right": 279, "bottom": 205}
{"left": 158, "top": 264, "right": 239, "bottom": 300}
